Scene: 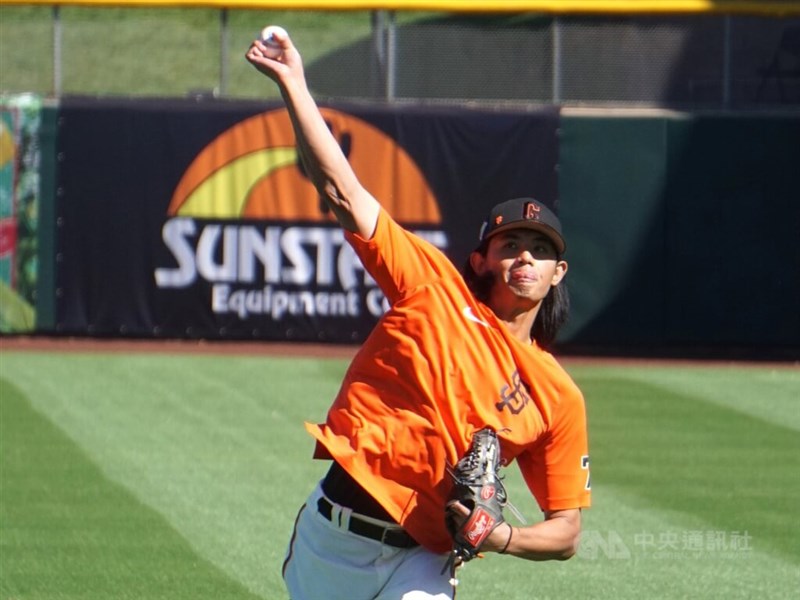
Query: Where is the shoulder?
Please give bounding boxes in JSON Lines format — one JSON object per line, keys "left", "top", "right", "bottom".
{"left": 346, "top": 208, "right": 418, "bottom": 248}
{"left": 530, "top": 346, "right": 585, "bottom": 414}
{"left": 533, "top": 345, "right": 580, "bottom": 387}
{"left": 347, "top": 208, "right": 460, "bottom": 276}
{"left": 344, "top": 208, "right": 465, "bottom": 300}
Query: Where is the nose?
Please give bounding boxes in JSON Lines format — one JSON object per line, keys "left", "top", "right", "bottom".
{"left": 517, "top": 249, "right": 535, "bottom": 265}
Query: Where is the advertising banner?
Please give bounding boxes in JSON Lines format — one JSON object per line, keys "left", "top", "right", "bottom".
{"left": 55, "top": 98, "right": 558, "bottom": 342}
{"left": 0, "top": 93, "right": 41, "bottom": 333}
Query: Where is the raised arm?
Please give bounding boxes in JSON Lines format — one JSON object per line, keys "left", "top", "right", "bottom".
{"left": 245, "top": 27, "right": 380, "bottom": 239}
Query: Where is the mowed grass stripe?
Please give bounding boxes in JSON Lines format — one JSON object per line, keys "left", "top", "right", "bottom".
{"left": 459, "top": 483, "right": 799, "bottom": 600}
{"left": 579, "top": 373, "right": 800, "bottom": 562}
{"left": 0, "top": 352, "right": 348, "bottom": 599}
{"left": 0, "top": 377, "right": 264, "bottom": 600}
{"left": 2, "top": 350, "right": 798, "bottom": 599}
{"left": 580, "top": 364, "right": 800, "bottom": 432}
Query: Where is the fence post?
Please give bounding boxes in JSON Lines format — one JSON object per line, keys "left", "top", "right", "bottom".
{"left": 552, "top": 17, "right": 562, "bottom": 104}
{"left": 219, "top": 8, "right": 228, "bottom": 96}
{"left": 386, "top": 11, "right": 396, "bottom": 100}
{"left": 52, "top": 5, "right": 62, "bottom": 97}
{"left": 371, "top": 10, "right": 397, "bottom": 101}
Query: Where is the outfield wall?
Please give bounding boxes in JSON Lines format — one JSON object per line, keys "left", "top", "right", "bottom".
{"left": 558, "top": 110, "right": 800, "bottom": 356}
{"left": 2, "top": 97, "right": 798, "bottom": 357}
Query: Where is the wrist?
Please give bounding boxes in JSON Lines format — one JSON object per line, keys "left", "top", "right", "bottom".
{"left": 280, "top": 73, "right": 308, "bottom": 96}
{"left": 499, "top": 524, "right": 514, "bottom": 554}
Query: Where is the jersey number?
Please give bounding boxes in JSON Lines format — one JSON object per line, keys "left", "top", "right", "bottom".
{"left": 581, "top": 455, "right": 591, "bottom": 491}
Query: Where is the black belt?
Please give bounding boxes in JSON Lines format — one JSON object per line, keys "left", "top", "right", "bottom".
{"left": 317, "top": 496, "right": 419, "bottom": 549}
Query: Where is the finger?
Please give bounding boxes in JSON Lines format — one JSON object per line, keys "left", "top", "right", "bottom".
{"left": 251, "top": 41, "right": 269, "bottom": 57}
{"left": 246, "top": 44, "right": 263, "bottom": 60}
{"left": 446, "top": 501, "right": 470, "bottom": 517}
{"left": 250, "top": 40, "right": 286, "bottom": 64}
{"left": 265, "top": 26, "right": 291, "bottom": 49}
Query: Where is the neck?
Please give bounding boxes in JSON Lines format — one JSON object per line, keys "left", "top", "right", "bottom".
{"left": 494, "top": 304, "right": 540, "bottom": 345}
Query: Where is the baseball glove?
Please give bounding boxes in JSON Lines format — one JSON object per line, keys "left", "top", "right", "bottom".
{"left": 444, "top": 428, "right": 508, "bottom": 564}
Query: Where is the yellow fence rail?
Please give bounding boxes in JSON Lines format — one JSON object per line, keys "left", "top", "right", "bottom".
{"left": 2, "top": 0, "right": 800, "bottom": 16}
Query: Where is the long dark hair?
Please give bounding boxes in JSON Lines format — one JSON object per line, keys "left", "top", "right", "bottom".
{"left": 461, "top": 241, "right": 570, "bottom": 349}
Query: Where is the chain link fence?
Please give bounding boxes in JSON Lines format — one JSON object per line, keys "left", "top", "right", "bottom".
{"left": 1, "top": 7, "right": 799, "bottom": 109}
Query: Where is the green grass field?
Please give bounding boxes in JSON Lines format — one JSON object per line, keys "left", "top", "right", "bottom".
{"left": 1, "top": 348, "right": 798, "bottom": 599}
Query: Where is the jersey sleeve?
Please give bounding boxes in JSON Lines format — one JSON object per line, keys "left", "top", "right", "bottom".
{"left": 345, "top": 208, "right": 458, "bottom": 305}
{"left": 517, "top": 382, "right": 591, "bottom": 512}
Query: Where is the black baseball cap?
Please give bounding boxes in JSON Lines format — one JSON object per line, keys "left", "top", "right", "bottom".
{"left": 478, "top": 198, "right": 566, "bottom": 255}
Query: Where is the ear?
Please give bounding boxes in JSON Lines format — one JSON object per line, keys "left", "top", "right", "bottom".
{"left": 551, "top": 260, "right": 568, "bottom": 286}
{"left": 469, "top": 250, "right": 487, "bottom": 275}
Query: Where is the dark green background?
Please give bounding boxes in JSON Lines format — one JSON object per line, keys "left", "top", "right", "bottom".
{"left": 559, "top": 112, "right": 800, "bottom": 357}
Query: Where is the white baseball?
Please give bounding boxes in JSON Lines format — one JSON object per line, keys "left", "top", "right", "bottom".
{"left": 260, "top": 25, "right": 287, "bottom": 59}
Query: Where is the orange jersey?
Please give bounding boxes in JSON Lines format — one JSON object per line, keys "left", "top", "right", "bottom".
{"left": 305, "top": 209, "right": 591, "bottom": 553}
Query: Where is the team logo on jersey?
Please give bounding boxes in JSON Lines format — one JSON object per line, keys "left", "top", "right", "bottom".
{"left": 495, "top": 369, "right": 533, "bottom": 415}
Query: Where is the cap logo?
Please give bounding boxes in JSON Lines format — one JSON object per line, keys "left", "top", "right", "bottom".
{"left": 480, "top": 198, "right": 564, "bottom": 251}
{"left": 524, "top": 202, "right": 541, "bottom": 221}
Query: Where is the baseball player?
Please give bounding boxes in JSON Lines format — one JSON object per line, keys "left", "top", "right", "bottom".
{"left": 246, "top": 28, "right": 591, "bottom": 600}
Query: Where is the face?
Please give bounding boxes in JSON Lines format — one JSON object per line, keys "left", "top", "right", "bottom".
{"left": 470, "top": 228, "right": 567, "bottom": 309}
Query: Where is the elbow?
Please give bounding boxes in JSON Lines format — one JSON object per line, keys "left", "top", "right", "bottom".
{"left": 545, "top": 508, "right": 582, "bottom": 561}
{"left": 554, "top": 548, "right": 575, "bottom": 561}
{"left": 555, "top": 532, "right": 582, "bottom": 561}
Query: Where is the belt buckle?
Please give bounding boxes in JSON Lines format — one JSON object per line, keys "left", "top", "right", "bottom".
{"left": 381, "top": 527, "right": 396, "bottom": 547}
{"left": 381, "top": 526, "right": 406, "bottom": 548}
